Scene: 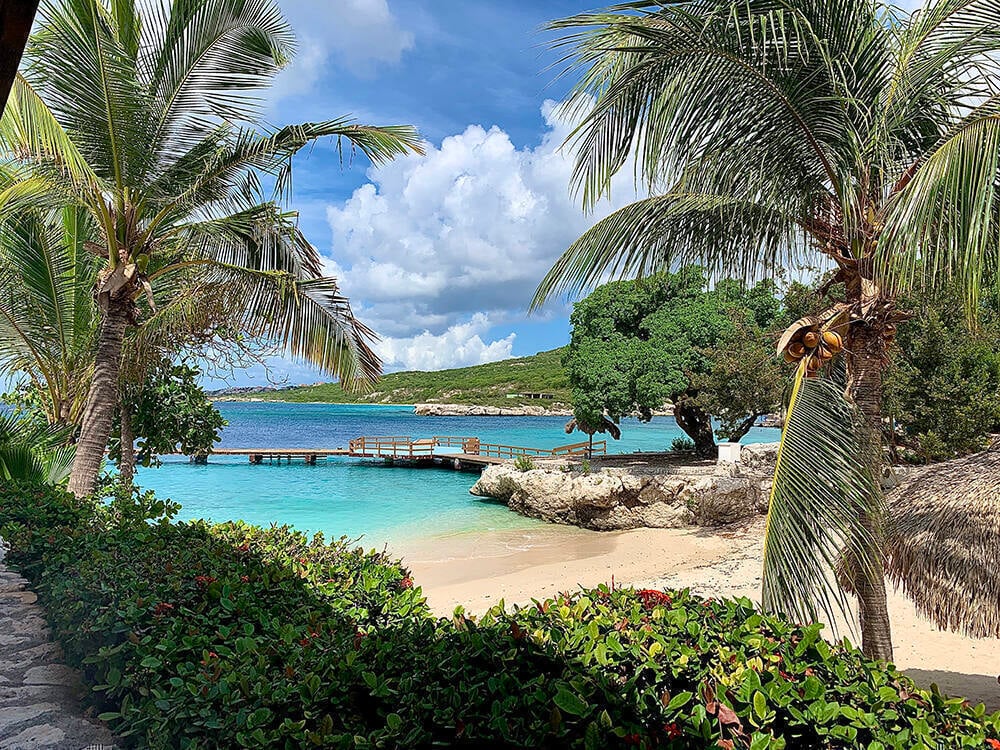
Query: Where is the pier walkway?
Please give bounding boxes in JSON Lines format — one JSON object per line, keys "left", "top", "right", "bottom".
{"left": 198, "top": 436, "right": 606, "bottom": 471}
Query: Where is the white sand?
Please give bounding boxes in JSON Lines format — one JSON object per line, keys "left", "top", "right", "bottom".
{"left": 396, "top": 520, "right": 1000, "bottom": 710}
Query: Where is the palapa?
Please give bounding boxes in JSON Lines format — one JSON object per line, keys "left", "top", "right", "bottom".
{"left": 883, "top": 444, "right": 1000, "bottom": 638}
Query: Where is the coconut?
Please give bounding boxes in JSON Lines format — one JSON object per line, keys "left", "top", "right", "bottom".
{"left": 817, "top": 345, "right": 835, "bottom": 360}
{"left": 802, "top": 331, "right": 821, "bottom": 348}
{"left": 821, "top": 330, "right": 843, "bottom": 353}
{"left": 806, "top": 355, "right": 823, "bottom": 372}
{"left": 788, "top": 342, "right": 806, "bottom": 359}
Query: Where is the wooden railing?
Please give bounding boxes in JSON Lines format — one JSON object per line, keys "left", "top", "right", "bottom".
{"left": 348, "top": 436, "right": 608, "bottom": 460}
{"left": 349, "top": 436, "right": 436, "bottom": 458}
{"left": 551, "top": 440, "right": 606, "bottom": 457}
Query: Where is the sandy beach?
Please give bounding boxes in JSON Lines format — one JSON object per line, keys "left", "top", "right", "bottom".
{"left": 398, "top": 521, "right": 1000, "bottom": 710}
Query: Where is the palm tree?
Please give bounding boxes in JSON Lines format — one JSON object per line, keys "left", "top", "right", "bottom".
{"left": 0, "top": 0, "right": 422, "bottom": 498}
{"left": 0, "top": 208, "right": 99, "bottom": 426}
{"left": 534, "top": 0, "right": 1000, "bottom": 660}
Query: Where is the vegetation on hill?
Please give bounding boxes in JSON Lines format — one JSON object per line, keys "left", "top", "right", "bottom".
{"left": 3, "top": 481, "right": 999, "bottom": 749}
{"left": 231, "top": 348, "right": 572, "bottom": 408}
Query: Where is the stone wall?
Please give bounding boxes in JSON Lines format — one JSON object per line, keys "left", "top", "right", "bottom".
{"left": 469, "top": 443, "right": 779, "bottom": 531}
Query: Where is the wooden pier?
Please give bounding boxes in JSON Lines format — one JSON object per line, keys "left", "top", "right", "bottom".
{"left": 198, "top": 436, "right": 605, "bottom": 471}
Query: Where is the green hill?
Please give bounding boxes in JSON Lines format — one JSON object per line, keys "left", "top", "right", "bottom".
{"left": 221, "top": 348, "right": 571, "bottom": 408}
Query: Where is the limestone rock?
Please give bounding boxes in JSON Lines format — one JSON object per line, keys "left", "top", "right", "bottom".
{"left": 470, "top": 444, "right": 778, "bottom": 531}
{"left": 412, "top": 403, "right": 571, "bottom": 417}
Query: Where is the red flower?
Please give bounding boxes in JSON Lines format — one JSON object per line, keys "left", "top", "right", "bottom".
{"left": 663, "top": 722, "right": 681, "bottom": 739}
{"left": 194, "top": 575, "right": 216, "bottom": 588}
{"left": 237, "top": 544, "right": 250, "bottom": 552}
{"left": 152, "top": 602, "right": 174, "bottom": 617}
{"left": 637, "top": 589, "right": 672, "bottom": 609}
{"left": 240, "top": 575, "right": 249, "bottom": 583}
{"left": 399, "top": 576, "right": 413, "bottom": 590}
{"left": 354, "top": 630, "right": 366, "bottom": 649}
{"left": 623, "top": 733, "right": 642, "bottom": 746}
{"left": 299, "top": 638, "right": 310, "bottom": 647}
{"left": 986, "top": 740, "right": 1000, "bottom": 750}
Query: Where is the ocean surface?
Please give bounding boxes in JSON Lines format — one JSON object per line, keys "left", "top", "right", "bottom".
{"left": 136, "top": 403, "right": 779, "bottom": 548}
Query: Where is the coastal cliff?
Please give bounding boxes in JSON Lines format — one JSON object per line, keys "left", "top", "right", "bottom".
{"left": 470, "top": 443, "right": 778, "bottom": 531}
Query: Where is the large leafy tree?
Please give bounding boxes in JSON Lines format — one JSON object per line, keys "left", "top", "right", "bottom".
{"left": 0, "top": 0, "right": 422, "bottom": 498}
{"left": 535, "top": 0, "right": 1000, "bottom": 660}
{"left": 564, "top": 268, "right": 784, "bottom": 458}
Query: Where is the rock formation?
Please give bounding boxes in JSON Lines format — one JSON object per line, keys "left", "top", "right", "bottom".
{"left": 469, "top": 443, "right": 779, "bottom": 531}
{"left": 413, "top": 403, "right": 572, "bottom": 417}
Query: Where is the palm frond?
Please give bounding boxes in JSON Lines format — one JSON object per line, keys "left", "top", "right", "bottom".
{"left": 532, "top": 192, "right": 802, "bottom": 307}
{"left": 762, "top": 365, "right": 884, "bottom": 633}
{"left": 0, "top": 74, "right": 97, "bottom": 184}
{"left": 142, "top": 0, "right": 295, "bottom": 165}
{"left": 548, "top": 1, "right": 865, "bottom": 210}
{"left": 878, "top": 112, "right": 1000, "bottom": 312}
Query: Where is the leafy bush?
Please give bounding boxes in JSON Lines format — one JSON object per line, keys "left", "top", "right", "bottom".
{"left": 884, "top": 286, "right": 1000, "bottom": 461}
{"left": 2, "top": 483, "right": 999, "bottom": 748}
{"left": 513, "top": 455, "right": 536, "bottom": 472}
{"left": 671, "top": 436, "right": 697, "bottom": 453}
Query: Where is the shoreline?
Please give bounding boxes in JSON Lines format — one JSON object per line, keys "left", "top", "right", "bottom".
{"left": 397, "top": 521, "right": 1000, "bottom": 711}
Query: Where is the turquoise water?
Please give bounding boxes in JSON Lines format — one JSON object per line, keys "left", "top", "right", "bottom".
{"left": 136, "top": 403, "right": 779, "bottom": 548}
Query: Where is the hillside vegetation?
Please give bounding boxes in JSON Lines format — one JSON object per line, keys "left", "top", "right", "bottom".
{"left": 226, "top": 348, "right": 571, "bottom": 408}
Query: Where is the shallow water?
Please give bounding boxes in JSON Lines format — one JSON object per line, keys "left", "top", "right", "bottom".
{"left": 136, "top": 403, "right": 779, "bottom": 549}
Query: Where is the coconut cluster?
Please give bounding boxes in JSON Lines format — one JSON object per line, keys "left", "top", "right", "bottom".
{"left": 784, "top": 327, "right": 843, "bottom": 372}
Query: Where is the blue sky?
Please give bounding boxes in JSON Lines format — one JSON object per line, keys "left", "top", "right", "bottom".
{"left": 218, "top": 0, "right": 925, "bottom": 388}
{"left": 216, "top": 0, "right": 623, "bottom": 388}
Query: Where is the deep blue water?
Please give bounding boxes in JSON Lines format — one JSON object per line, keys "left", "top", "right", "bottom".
{"left": 136, "top": 403, "right": 779, "bottom": 548}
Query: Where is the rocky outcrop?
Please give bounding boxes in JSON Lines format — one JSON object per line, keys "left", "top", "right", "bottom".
{"left": 470, "top": 443, "right": 778, "bottom": 531}
{"left": 413, "top": 403, "right": 571, "bottom": 417}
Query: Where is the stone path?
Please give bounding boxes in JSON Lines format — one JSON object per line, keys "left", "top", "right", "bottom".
{"left": 0, "top": 566, "right": 116, "bottom": 750}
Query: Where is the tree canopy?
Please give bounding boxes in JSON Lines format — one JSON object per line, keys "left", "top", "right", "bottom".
{"left": 564, "top": 267, "right": 785, "bottom": 457}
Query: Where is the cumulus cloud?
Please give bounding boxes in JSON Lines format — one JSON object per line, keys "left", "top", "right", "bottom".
{"left": 324, "top": 100, "right": 638, "bottom": 348}
{"left": 374, "top": 314, "right": 516, "bottom": 371}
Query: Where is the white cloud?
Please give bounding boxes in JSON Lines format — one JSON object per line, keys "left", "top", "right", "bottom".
{"left": 374, "top": 313, "right": 516, "bottom": 371}
{"left": 276, "top": 0, "right": 413, "bottom": 86}
{"left": 323, "top": 100, "right": 638, "bottom": 346}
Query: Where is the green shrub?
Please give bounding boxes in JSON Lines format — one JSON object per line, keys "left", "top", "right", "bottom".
{"left": 671, "top": 436, "right": 697, "bottom": 453}
{"left": 2, "top": 483, "right": 999, "bottom": 749}
{"left": 513, "top": 455, "right": 536, "bottom": 472}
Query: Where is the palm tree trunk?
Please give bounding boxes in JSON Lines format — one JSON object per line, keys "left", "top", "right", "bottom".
{"left": 67, "top": 303, "right": 129, "bottom": 497}
{"left": 844, "top": 323, "right": 894, "bottom": 662}
{"left": 118, "top": 395, "right": 135, "bottom": 489}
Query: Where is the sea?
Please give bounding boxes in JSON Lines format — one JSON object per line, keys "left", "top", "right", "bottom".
{"left": 136, "top": 403, "right": 780, "bottom": 549}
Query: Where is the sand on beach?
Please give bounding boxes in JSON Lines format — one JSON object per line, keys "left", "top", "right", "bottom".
{"left": 397, "top": 520, "right": 1000, "bottom": 710}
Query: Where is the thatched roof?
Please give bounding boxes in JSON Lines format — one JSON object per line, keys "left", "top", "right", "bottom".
{"left": 0, "top": 1, "right": 38, "bottom": 117}
{"left": 884, "top": 444, "right": 1000, "bottom": 638}
{"left": 565, "top": 416, "right": 622, "bottom": 441}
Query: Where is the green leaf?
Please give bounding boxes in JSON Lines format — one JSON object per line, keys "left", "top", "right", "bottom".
{"left": 554, "top": 686, "right": 591, "bottom": 717}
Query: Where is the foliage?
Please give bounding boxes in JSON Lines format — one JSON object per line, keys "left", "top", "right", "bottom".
{"left": 884, "top": 287, "right": 1000, "bottom": 462}
{"left": 3, "top": 484, "right": 998, "bottom": 748}
{"left": 670, "top": 436, "right": 696, "bottom": 453}
{"left": 231, "top": 347, "right": 572, "bottom": 408}
{"left": 108, "top": 361, "right": 226, "bottom": 467}
{"left": 0, "top": 209, "right": 100, "bottom": 425}
{"left": 513, "top": 455, "right": 536, "bottom": 472}
{"left": 564, "top": 268, "right": 784, "bottom": 454}
{"left": 0, "top": 413, "right": 74, "bottom": 484}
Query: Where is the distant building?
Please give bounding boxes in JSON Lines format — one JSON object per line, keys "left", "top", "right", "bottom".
{"left": 506, "top": 392, "right": 556, "bottom": 400}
